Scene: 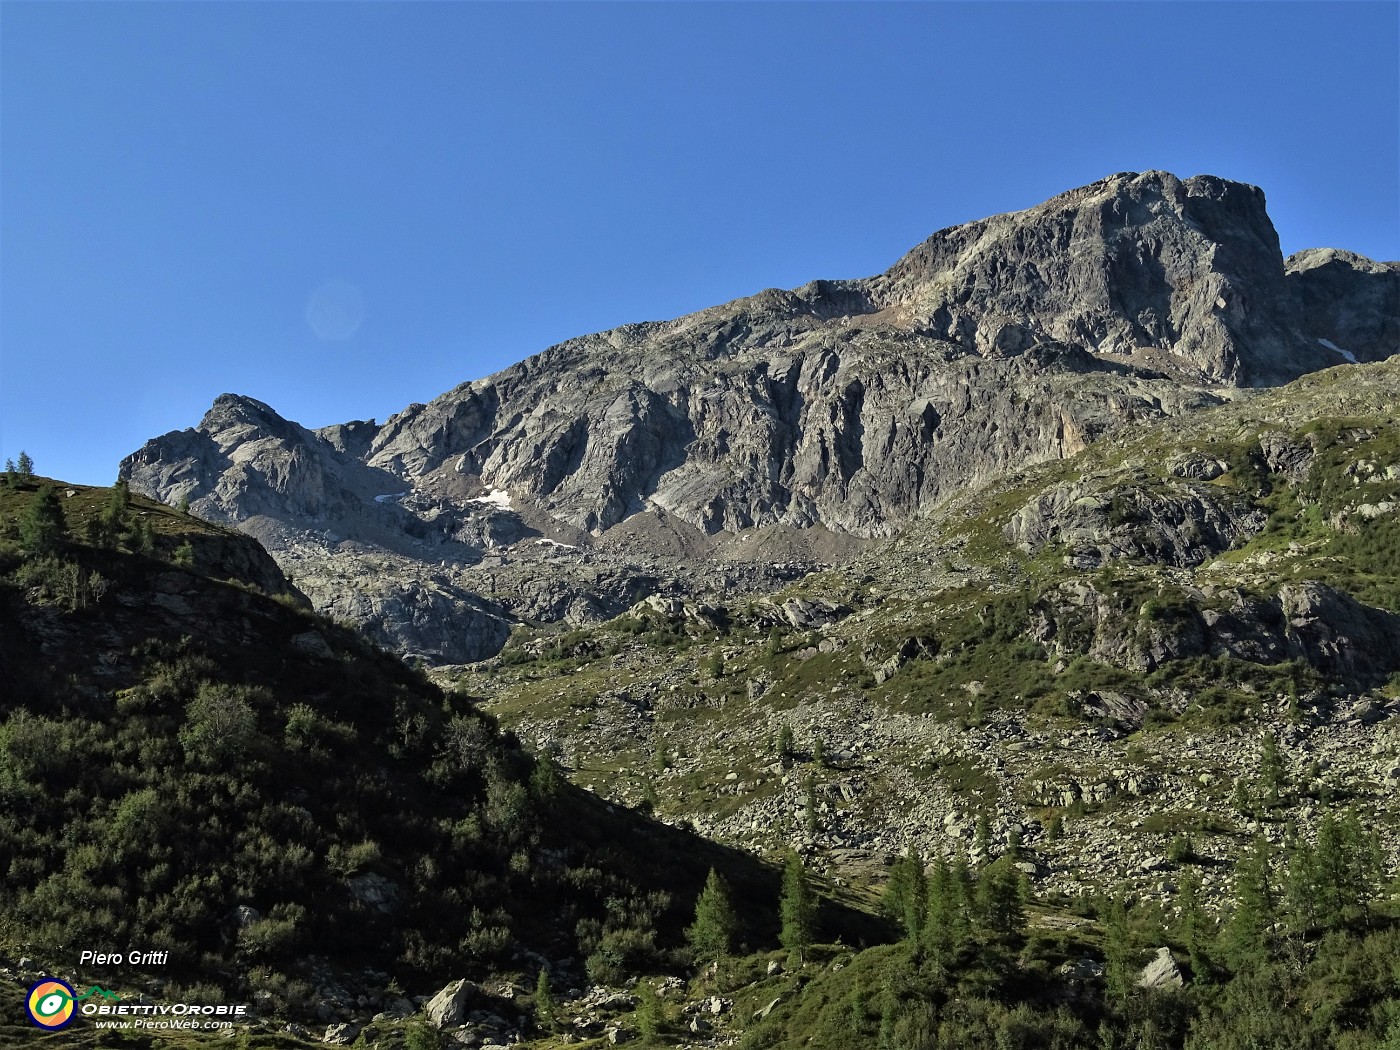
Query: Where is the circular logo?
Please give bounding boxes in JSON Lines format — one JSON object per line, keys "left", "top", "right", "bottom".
{"left": 26, "top": 978, "right": 77, "bottom": 1030}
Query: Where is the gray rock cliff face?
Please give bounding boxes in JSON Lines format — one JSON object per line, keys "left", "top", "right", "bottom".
{"left": 1033, "top": 578, "right": 1400, "bottom": 680}
{"left": 1285, "top": 248, "right": 1400, "bottom": 366}
{"left": 1005, "top": 478, "right": 1268, "bottom": 569}
{"left": 121, "top": 171, "right": 1398, "bottom": 661}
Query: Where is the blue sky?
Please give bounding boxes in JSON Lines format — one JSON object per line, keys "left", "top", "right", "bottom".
{"left": 2, "top": 2, "right": 1397, "bottom": 486}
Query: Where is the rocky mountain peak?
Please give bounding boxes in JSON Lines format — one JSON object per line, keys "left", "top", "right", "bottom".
{"left": 197, "top": 392, "right": 305, "bottom": 448}
{"left": 205, "top": 391, "right": 282, "bottom": 419}
{"left": 122, "top": 172, "right": 1398, "bottom": 663}
{"left": 868, "top": 169, "right": 1315, "bottom": 384}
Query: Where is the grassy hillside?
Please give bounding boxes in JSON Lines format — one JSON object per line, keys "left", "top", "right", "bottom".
{"left": 467, "top": 364, "right": 1400, "bottom": 927}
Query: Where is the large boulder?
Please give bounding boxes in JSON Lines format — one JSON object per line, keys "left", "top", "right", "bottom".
{"left": 424, "top": 978, "right": 481, "bottom": 1029}
{"left": 322, "top": 1023, "right": 361, "bottom": 1045}
{"left": 1137, "top": 947, "right": 1185, "bottom": 989}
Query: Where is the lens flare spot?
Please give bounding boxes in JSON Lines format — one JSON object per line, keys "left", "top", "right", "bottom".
{"left": 305, "top": 280, "right": 365, "bottom": 341}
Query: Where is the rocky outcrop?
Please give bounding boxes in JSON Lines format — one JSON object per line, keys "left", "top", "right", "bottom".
{"left": 285, "top": 556, "right": 512, "bottom": 665}
{"left": 363, "top": 341, "right": 1211, "bottom": 541}
{"left": 1031, "top": 579, "right": 1400, "bottom": 682}
{"left": 121, "top": 172, "right": 1398, "bottom": 662}
{"left": 177, "top": 528, "right": 302, "bottom": 599}
{"left": 1278, "top": 582, "right": 1400, "bottom": 680}
{"left": 1005, "top": 479, "right": 1267, "bottom": 569}
{"left": 1286, "top": 249, "right": 1400, "bottom": 367}
{"left": 124, "top": 394, "right": 408, "bottom": 524}
{"left": 876, "top": 172, "right": 1319, "bottom": 385}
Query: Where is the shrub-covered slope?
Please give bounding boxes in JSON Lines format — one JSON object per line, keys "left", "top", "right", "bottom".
{"left": 0, "top": 476, "right": 879, "bottom": 1040}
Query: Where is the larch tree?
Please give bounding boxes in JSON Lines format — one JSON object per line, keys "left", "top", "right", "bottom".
{"left": 19, "top": 484, "right": 66, "bottom": 554}
{"left": 686, "top": 868, "right": 738, "bottom": 966}
{"left": 779, "top": 850, "right": 815, "bottom": 965}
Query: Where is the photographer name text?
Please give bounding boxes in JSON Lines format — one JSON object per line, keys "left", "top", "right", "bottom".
{"left": 79, "top": 950, "right": 171, "bottom": 966}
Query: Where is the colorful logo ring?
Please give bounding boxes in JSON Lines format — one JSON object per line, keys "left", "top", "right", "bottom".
{"left": 26, "top": 978, "right": 78, "bottom": 1030}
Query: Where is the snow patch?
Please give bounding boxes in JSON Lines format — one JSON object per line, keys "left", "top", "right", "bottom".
{"left": 535, "top": 538, "right": 577, "bottom": 550}
{"left": 374, "top": 493, "right": 405, "bottom": 504}
{"left": 1319, "top": 338, "right": 1358, "bottom": 364}
{"left": 470, "top": 488, "right": 513, "bottom": 510}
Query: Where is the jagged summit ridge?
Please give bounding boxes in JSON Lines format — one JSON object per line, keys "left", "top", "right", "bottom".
{"left": 353, "top": 171, "right": 1394, "bottom": 537}
{"left": 122, "top": 171, "right": 1399, "bottom": 662}
{"left": 872, "top": 171, "right": 1293, "bottom": 379}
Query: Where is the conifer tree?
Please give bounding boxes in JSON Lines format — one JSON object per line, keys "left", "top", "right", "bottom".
{"left": 1313, "top": 812, "right": 1348, "bottom": 928}
{"left": 923, "top": 855, "right": 975, "bottom": 960}
{"left": 1259, "top": 730, "right": 1286, "bottom": 808}
{"left": 533, "top": 969, "right": 554, "bottom": 1032}
{"left": 87, "top": 479, "right": 132, "bottom": 549}
{"left": 901, "top": 850, "right": 927, "bottom": 942}
{"left": 779, "top": 850, "right": 814, "bottom": 965}
{"left": 1222, "top": 836, "right": 1276, "bottom": 971}
{"left": 882, "top": 851, "right": 927, "bottom": 941}
{"left": 19, "top": 484, "right": 66, "bottom": 554}
{"left": 1281, "top": 831, "right": 1318, "bottom": 939}
{"left": 973, "top": 811, "right": 992, "bottom": 859}
{"left": 950, "top": 856, "right": 976, "bottom": 946}
{"left": 16, "top": 450, "right": 34, "bottom": 481}
{"left": 1103, "top": 894, "right": 1137, "bottom": 1002}
{"left": 529, "top": 755, "right": 561, "bottom": 803}
{"left": 686, "top": 868, "right": 738, "bottom": 965}
{"left": 83, "top": 513, "right": 114, "bottom": 549}
{"left": 974, "top": 855, "right": 1025, "bottom": 943}
{"left": 1312, "top": 808, "right": 1380, "bottom": 929}
{"left": 1168, "top": 832, "right": 1195, "bottom": 864}
{"left": 776, "top": 723, "right": 794, "bottom": 770}
{"left": 1231, "top": 777, "right": 1254, "bottom": 820}
{"left": 128, "top": 515, "right": 155, "bottom": 555}
{"left": 635, "top": 979, "right": 662, "bottom": 1040}
{"left": 107, "top": 477, "right": 131, "bottom": 519}
{"left": 922, "top": 856, "right": 955, "bottom": 958}
{"left": 803, "top": 774, "right": 818, "bottom": 836}
{"left": 1175, "top": 869, "right": 1214, "bottom": 981}
{"left": 701, "top": 651, "right": 724, "bottom": 679}
{"left": 1341, "top": 807, "right": 1381, "bottom": 921}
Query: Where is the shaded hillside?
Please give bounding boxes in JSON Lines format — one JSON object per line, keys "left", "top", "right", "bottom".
{"left": 0, "top": 477, "right": 879, "bottom": 1039}
{"left": 2, "top": 456, "right": 1397, "bottom": 1046}
{"left": 121, "top": 172, "right": 1400, "bottom": 662}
